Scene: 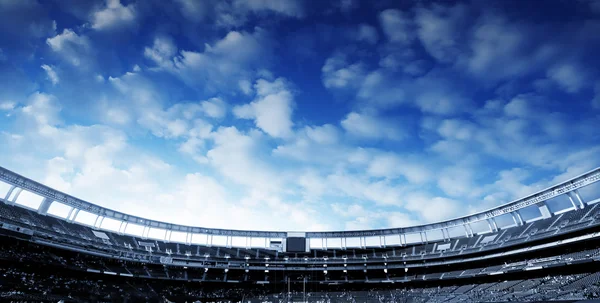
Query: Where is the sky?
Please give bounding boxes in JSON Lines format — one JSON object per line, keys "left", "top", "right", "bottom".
{"left": 0, "top": 0, "right": 599, "bottom": 233}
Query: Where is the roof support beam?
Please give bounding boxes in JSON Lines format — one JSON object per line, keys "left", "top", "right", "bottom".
{"left": 568, "top": 191, "right": 586, "bottom": 209}
{"left": 537, "top": 202, "right": 552, "bottom": 219}
{"left": 9, "top": 188, "right": 23, "bottom": 205}
{"left": 37, "top": 198, "right": 52, "bottom": 215}
{"left": 3, "top": 185, "right": 16, "bottom": 203}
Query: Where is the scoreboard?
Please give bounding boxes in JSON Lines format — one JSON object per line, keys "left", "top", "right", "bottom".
{"left": 285, "top": 232, "right": 309, "bottom": 253}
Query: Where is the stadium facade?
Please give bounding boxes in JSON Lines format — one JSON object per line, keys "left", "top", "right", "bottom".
{"left": 1, "top": 165, "right": 600, "bottom": 302}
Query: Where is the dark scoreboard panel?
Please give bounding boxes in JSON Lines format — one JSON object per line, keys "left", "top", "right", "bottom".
{"left": 286, "top": 237, "right": 306, "bottom": 252}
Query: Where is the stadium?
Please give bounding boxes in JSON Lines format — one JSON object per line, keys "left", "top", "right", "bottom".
{"left": 1, "top": 165, "right": 600, "bottom": 302}
{"left": 3, "top": 0, "right": 600, "bottom": 302}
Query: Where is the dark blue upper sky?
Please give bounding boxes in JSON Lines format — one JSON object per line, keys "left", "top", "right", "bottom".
{"left": 0, "top": 0, "right": 599, "bottom": 232}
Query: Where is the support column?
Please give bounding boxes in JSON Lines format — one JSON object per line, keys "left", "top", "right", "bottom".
{"left": 398, "top": 234, "right": 403, "bottom": 246}
{"left": 463, "top": 225, "right": 470, "bottom": 237}
{"left": 567, "top": 192, "right": 579, "bottom": 209}
{"left": 491, "top": 218, "right": 498, "bottom": 231}
{"left": 486, "top": 219, "right": 495, "bottom": 233}
{"left": 118, "top": 221, "right": 125, "bottom": 234}
{"left": 97, "top": 216, "right": 105, "bottom": 229}
{"left": 403, "top": 234, "right": 407, "bottom": 246}
{"left": 574, "top": 190, "right": 586, "bottom": 207}
{"left": 37, "top": 198, "right": 53, "bottom": 215}
{"left": 511, "top": 213, "right": 521, "bottom": 226}
{"left": 69, "top": 209, "right": 80, "bottom": 222}
{"left": 568, "top": 191, "right": 586, "bottom": 209}
{"left": 515, "top": 211, "right": 524, "bottom": 225}
{"left": 3, "top": 186, "right": 16, "bottom": 203}
{"left": 9, "top": 188, "right": 23, "bottom": 205}
{"left": 537, "top": 202, "right": 552, "bottom": 219}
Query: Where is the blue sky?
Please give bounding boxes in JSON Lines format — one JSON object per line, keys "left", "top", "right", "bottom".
{"left": 0, "top": 0, "right": 599, "bottom": 232}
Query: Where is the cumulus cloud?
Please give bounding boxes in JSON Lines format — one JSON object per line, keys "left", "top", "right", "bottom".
{"left": 547, "top": 63, "right": 588, "bottom": 93}
{"left": 0, "top": 101, "right": 16, "bottom": 111}
{"left": 378, "top": 9, "right": 414, "bottom": 44}
{"left": 233, "top": 78, "right": 295, "bottom": 138}
{"left": 91, "top": 0, "right": 136, "bottom": 31}
{"left": 405, "top": 193, "right": 462, "bottom": 223}
{"left": 341, "top": 112, "right": 403, "bottom": 141}
{"left": 41, "top": 64, "right": 59, "bottom": 85}
{"left": 273, "top": 124, "right": 343, "bottom": 163}
{"left": 321, "top": 53, "right": 366, "bottom": 90}
{"left": 144, "top": 30, "right": 272, "bottom": 93}
{"left": 366, "top": 153, "right": 431, "bottom": 184}
{"left": 46, "top": 29, "right": 91, "bottom": 67}
{"left": 355, "top": 24, "right": 378, "bottom": 44}
{"left": 234, "top": 0, "right": 304, "bottom": 18}
{"left": 415, "top": 3, "right": 467, "bottom": 63}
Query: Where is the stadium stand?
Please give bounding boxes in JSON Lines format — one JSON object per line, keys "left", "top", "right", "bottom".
{"left": 1, "top": 166, "right": 600, "bottom": 302}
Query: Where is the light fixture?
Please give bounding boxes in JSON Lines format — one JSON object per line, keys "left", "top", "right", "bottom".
{"left": 224, "top": 269, "right": 229, "bottom": 273}
{"left": 204, "top": 268, "right": 209, "bottom": 272}
{"left": 343, "top": 269, "right": 347, "bottom": 273}
{"left": 323, "top": 270, "right": 328, "bottom": 274}
{"left": 265, "top": 270, "right": 269, "bottom": 273}
{"left": 384, "top": 269, "right": 388, "bottom": 273}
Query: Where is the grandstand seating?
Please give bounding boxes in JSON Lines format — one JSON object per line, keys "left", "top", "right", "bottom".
{"left": 2, "top": 185, "right": 600, "bottom": 302}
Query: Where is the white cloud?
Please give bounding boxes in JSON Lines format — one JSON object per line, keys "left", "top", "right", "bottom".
{"left": 46, "top": 29, "right": 91, "bottom": 67}
{"left": 233, "top": 78, "right": 295, "bottom": 138}
{"left": 415, "top": 4, "right": 467, "bottom": 62}
{"left": 0, "top": 101, "right": 15, "bottom": 111}
{"left": 174, "top": 0, "right": 207, "bottom": 23}
{"left": 503, "top": 96, "right": 532, "bottom": 118}
{"left": 466, "top": 16, "right": 554, "bottom": 82}
{"left": 356, "top": 70, "right": 405, "bottom": 108}
{"left": 91, "top": 0, "right": 136, "bottom": 31}
{"left": 21, "top": 92, "right": 62, "bottom": 127}
{"left": 378, "top": 9, "right": 413, "bottom": 44}
{"left": 405, "top": 192, "right": 462, "bottom": 223}
{"left": 144, "top": 30, "right": 271, "bottom": 93}
{"left": 341, "top": 112, "right": 403, "bottom": 141}
{"left": 41, "top": 64, "right": 59, "bottom": 85}
{"left": 200, "top": 98, "right": 227, "bottom": 119}
{"left": 547, "top": 63, "right": 587, "bottom": 93}
{"left": 321, "top": 53, "right": 365, "bottom": 89}
{"left": 273, "top": 124, "right": 343, "bottom": 163}
{"left": 234, "top": 0, "right": 304, "bottom": 18}
{"left": 356, "top": 24, "right": 378, "bottom": 44}
{"left": 366, "top": 153, "right": 431, "bottom": 184}
{"left": 437, "top": 119, "right": 476, "bottom": 141}
{"left": 143, "top": 36, "right": 177, "bottom": 67}
{"left": 331, "top": 203, "right": 420, "bottom": 230}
